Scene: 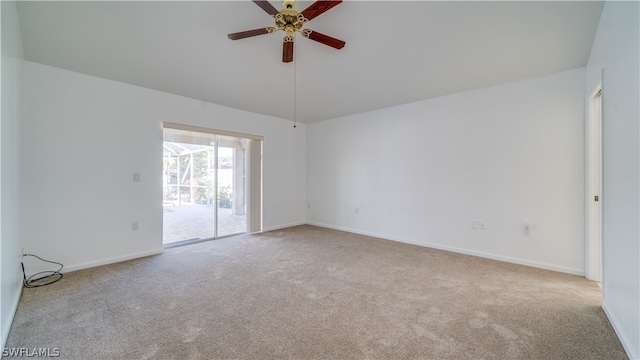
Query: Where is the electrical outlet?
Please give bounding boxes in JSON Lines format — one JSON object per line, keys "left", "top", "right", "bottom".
{"left": 133, "top": 172, "right": 141, "bottom": 182}
{"left": 354, "top": 207, "right": 359, "bottom": 215}
{"left": 132, "top": 221, "right": 139, "bottom": 231}
{"left": 471, "top": 221, "right": 486, "bottom": 230}
{"left": 307, "top": 202, "right": 311, "bottom": 209}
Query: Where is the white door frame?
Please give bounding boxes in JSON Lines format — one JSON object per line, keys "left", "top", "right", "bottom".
{"left": 585, "top": 82, "right": 603, "bottom": 282}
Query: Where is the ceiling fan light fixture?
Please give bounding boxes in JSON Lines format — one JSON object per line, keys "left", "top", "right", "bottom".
{"left": 227, "top": 0, "right": 346, "bottom": 62}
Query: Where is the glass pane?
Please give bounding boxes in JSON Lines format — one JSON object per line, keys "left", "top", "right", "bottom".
{"left": 163, "top": 141, "right": 216, "bottom": 244}
{"left": 216, "top": 135, "right": 247, "bottom": 237}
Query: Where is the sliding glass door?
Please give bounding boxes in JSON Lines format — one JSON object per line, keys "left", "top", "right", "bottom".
{"left": 162, "top": 126, "right": 259, "bottom": 245}
{"left": 163, "top": 141, "right": 217, "bottom": 242}
{"left": 214, "top": 136, "right": 247, "bottom": 237}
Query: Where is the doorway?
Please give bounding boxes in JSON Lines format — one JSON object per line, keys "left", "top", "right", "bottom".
{"left": 162, "top": 124, "right": 262, "bottom": 245}
{"left": 586, "top": 85, "right": 602, "bottom": 282}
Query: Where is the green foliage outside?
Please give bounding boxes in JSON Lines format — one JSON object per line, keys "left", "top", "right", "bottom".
{"left": 217, "top": 186, "right": 233, "bottom": 209}
{"left": 164, "top": 146, "right": 233, "bottom": 208}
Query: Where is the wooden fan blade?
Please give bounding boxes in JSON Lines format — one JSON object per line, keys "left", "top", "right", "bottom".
{"left": 301, "top": 0, "right": 342, "bottom": 21}
{"left": 252, "top": 0, "right": 279, "bottom": 16}
{"left": 304, "top": 30, "right": 345, "bottom": 49}
{"left": 228, "top": 28, "right": 272, "bottom": 40}
{"left": 283, "top": 40, "right": 294, "bottom": 63}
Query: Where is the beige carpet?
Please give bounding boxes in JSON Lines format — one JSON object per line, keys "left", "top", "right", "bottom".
{"left": 5, "top": 225, "right": 626, "bottom": 359}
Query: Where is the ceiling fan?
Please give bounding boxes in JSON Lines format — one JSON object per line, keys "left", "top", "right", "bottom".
{"left": 228, "top": 0, "right": 345, "bottom": 63}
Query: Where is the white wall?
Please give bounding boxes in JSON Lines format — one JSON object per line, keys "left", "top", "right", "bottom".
{"left": 307, "top": 68, "right": 586, "bottom": 275}
{"left": 1, "top": 1, "right": 24, "bottom": 348}
{"left": 21, "top": 61, "right": 306, "bottom": 273}
{"left": 586, "top": 2, "right": 640, "bottom": 358}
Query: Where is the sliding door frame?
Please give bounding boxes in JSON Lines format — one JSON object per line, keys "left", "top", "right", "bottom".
{"left": 163, "top": 122, "right": 263, "bottom": 239}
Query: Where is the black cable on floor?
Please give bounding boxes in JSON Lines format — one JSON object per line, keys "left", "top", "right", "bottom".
{"left": 21, "top": 254, "right": 64, "bottom": 288}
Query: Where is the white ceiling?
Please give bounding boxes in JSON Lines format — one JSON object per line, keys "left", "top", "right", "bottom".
{"left": 15, "top": 1, "right": 604, "bottom": 124}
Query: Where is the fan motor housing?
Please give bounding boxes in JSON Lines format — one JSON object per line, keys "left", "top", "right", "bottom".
{"left": 275, "top": 9, "right": 306, "bottom": 36}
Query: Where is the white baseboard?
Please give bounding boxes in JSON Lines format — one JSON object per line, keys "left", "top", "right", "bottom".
{"left": 306, "top": 221, "right": 584, "bottom": 276}
{"left": 62, "top": 248, "right": 164, "bottom": 274}
{"left": 262, "top": 221, "right": 306, "bottom": 233}
{"left": 2, "top": 282, "right": 23, "bottom": 349}
{"left": 603, "top": 302, "right": 639, "bottom": 360}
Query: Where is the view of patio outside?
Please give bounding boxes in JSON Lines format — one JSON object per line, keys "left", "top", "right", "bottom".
{"left": 163, "top": 140, "right": 247, "bottom": 244}
{"left": 162, "top": 205, "right": 246, "bottom": 243}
